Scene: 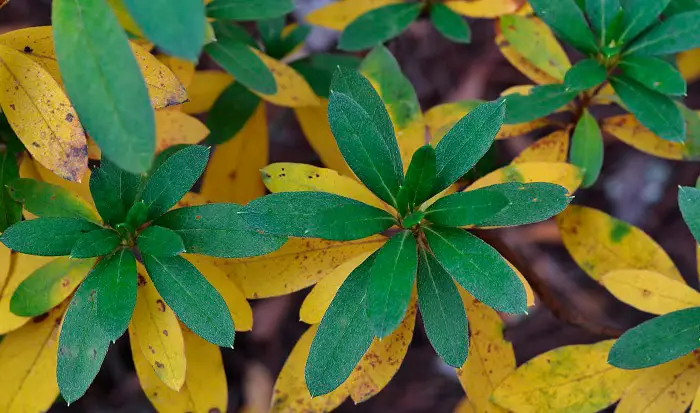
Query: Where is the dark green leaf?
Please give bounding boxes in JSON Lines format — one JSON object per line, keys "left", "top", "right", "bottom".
{"left": 137, "top": 226, "right": 185, "bottom": 257}
{"left": 239, "top": 192, "right": 395, "bottom": 241}
{"left": 90, "top": 158, "right": 141, "bottom": 226}
{"left": 399, "top": 145, "right": 436, "bottom": 214}
{"left": 205, "top": 27, "right": 277, "bottom": 95}
{"left": 122, "top": 0, "right": 205, "bottom": 61}
{"left": 209, "top": 21, "right": 257, "bottom": 47}
{"left": 585, "top": 0, "right": 621, "bottom": 43}
{"left": 504, "top": 84, "right": 578, "bottom": 124}
{"left": 608, "top": 307, "right": 700, "bottom": 369}
{"left": 143, "top": 254, "right": 234, "bottom": 347}
{"left": 664, "top": 0, "right": 700, "bottom": 16}
{"left": 8, "top": 178, "right": 99, "bottom": 221}
{"left": 53, "top": 0, "right": 155, "bottom": 174}
{"left": 205, "top": 82, "right": 260, "bottom": 145}
{"left": 155, "top": 203, "right": 286, "bottom": 258}
{"left": 259, "top": 19, "right": 310, "bottom": 60}
{"left": 306, "top": 253, "right": 376, "bottom": 397}
{"left": 434, "top": 100, "right": 505, "bottom": 193}
{"left": 366, "top": 231, "right": 417, "bottom": 338}
{"left": 529, "top": 0, "right": 598, "bottom": 53}
{"left": 611, "top": 75, "right": 685, "bottom": 141}
{"left": 0, "top": 150, "right": 21, "bottom": 232}
{"left": 618, "top": 0, "right": 671, "bottom": 45}
{"left": 290, "top": 54, "right": 361, "bottom": 98}
{"left": 424, "top": 226, "right": 527, "bottom": 314}
{"left": 0, "top": 113, "right": 24, "bottom": 154}
{"left": 417, "top": 249, "right": 468, "bottom": 367}
{"left": 206, "top": 0, "right": 294, "bottom": 21}
{"left": 125, "top": 201, "right": 149, "bottom": 229}
{"left": 402, "top": 211, "right": 425, "bottom": 228}
{"left": 425, "top": 188, "right": 510, "bottom": 227}
{"left": 472, "top": 182, "right": 572, "bottom": 227}
{"left": 563, "top": 59, "right": 608, "bottom": 92}
{"left": 139, "top": 145, "right": 209, "bottom": 220}
{"left": 570, "top": 110, "right": 604, "bottom": 187}
{"left": 1, "top": 218, "right": 100, "bottom": 256}
{"left": 619, "top": 55, "right": 687, "bottom": 95}
{"left": 679, "top": 186, "right": 700, "bottom": 243}
{"left": 257, "top": 17, "right": 285, "bottom": 44}
{"left": 338, "top": 3, "right": 422, "bottom": 51}
{"left": 88, "top": 249, "right": 137, "bottom": 339}
{"left": 70, "top": 229, "right": 121, "bottom": 258}
{"left": 626, "top": 10, "right": 700, "bottom": 55}
{"left": 430, "top": 3, "right": 471, "bottom": 44}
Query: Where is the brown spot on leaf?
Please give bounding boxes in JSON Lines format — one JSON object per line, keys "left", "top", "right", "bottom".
{"left": 65, "top": 113, "right": 74, "bottom": 122}
{"left": 155, "top": 361, "right": 164, "bottom": 369}
{"left": 137, "top": 275, "right": 147, "bottom": 286}
{"left": 156, "top": 299, "right": 166, "bottom": 312}
{"left": 33, "top": 313, "right": 49, "bottom": 323}
{"left": 23, "top": 46, "right": 33, "bottom": 53}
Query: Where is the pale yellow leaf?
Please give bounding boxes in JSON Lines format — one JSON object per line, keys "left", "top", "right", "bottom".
{"left": 678, "top": 48, "right": 700, "bottom": 83}
{"left": 557, "top": 206, "right": 684, "bottom": 282}
{"left": 602, "top": 270, "right": 700, "bottom": 315}
{"left": 157, "top": 54, "right": 196, "bottom": 89}
{"left": 251, "top": 49, "right": 319, "bottom": 107}
{"left": 0, "top": 254, "right": 55, "bottom": 334}
{"left": 445, "top": 0, "right": 525, "bottom": 17}
{"left": 466, "top": 162, "right": 583, "bottom": 195}
{"left": 180, "top": 70, "right": 233, "bottom": 114}
{"left": 306, "top": 0, "right": 402, "bottom": 31}
{"left": 294, "top": 102, "right": 353, "bottom": 176}
{"left": 602, "top": 114, "right": 698, "bottom": 161}
{"left": 200, "top": 104, "right": 267, "bottom": 205}
{"left": 512, "top": 129, "right": 570, "bottom": 164}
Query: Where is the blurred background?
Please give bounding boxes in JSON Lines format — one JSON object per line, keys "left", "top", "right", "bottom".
{"left": 2, "top": 0, "right": 700, "bottom": 411}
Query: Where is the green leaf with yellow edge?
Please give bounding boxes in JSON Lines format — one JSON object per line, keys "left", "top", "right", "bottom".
{"left": 425, "top": 188, "right": 510, "bottom": 227}
{"left": 10, "top": 256, "right": 96, "bottom": 317}
{"left": 206, "top": 0, "right": 294, "bottom": 21}
{"left": 564, "top": 58, "right": 607, "bottom": 92}
{"left": 8, "top": 178, "right": 98, "bottom": 221}
{"left": 609, "top": 307, "right": 700, "bottom": 369}
{"left": 0, "top": 217, "right": 100, "bottom": 256}
{"left": 366, "top": 231, "right": 417, "bottom": 338}
{"left": 52, "top": 0, "right": 155, "bottom": 174}
{"left": 137, "top": 226, "right": 185, "bottom": 257}
{"left": 503, "top": 84, "right": 577, "bottom": 124}
{"left": 626, "top": 10, "right": 700, "bottom": 55}
{"left": 70, "top": 228, "right": 121, "bottom": 259}
{"left": 618, "top": 0, "right": 670, "bottom": 45}
{"left": 338, "top": 3, "right": 422, "bottom": 52}
{"left": 570, "top": 110, "right": 604, "bottom": 188}
{"left": 528, "top": 0, "right": 598, "bottom": 54}
{"left": 306, "top": 252, "right": 376, "bottom": 397}
{"left": 398, "top": 145, "right": 437, "bottom": 214}
{"left": 0, "top": 150, "right": 21, "bottom": 232}
{"left": 430, "top": 3, "right": 471, "bottom": 44}
{"left": 618, "top": 55, "right": 687, "bottom": 96}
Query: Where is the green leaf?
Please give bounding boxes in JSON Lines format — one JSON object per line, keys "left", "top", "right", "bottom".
{"left": 430, "top": 3, "right": 471, "bottom": 44}
{"left": 90, "top": 158, "right": 141, "bottom": 226}
{"left": 0, "top": 218, "right": 100, "bottom": 256}
{"left": 52, "top": 0, "right": 155, "bottom": 174}
{"left": 366, "top": 231, "right": 417, "bottom": 338}
{"left": 0, "top": 113, "right": 24, "bottom": 154}
{"left": 205, "top": 26, "right": 277, "bottom": 95}
{"left": 626, "top": 10, "right": 700, "bottom": 55}
{"left": 608, "top": 307, "right": 700, "bottom": 369}
{"left": 7, "top": 178, "right": 99, "bottom": 221}
{"left": 618, "top": 0, "right": 671, "bottom": 45}
{"left": 338, "top": 3, "right": 422, "bottom": 51}
{"left": 402, "top": 211, "right": 425, "bottom": 228}
{"left": 205, "top": 82, "right": 260, "bottom": 145}
{"left": 305, "top": 252, "right": 376, "bottom": 397}
{"left": 0, "top": 150, "right": 21, "bottom": 232}
{"left": 563, "top": 58, "right": 608, "bottom": 92}
{"left": 424, "top": 226, "right": 527, "bottom": 314}
{"left": 529, "top": 0, "right": 598, "bottom": 53}
{"left": 143, "top": 254, "right": 234, "bottom": 347}
{"left": 122, "top": 0, "right": 205, "bottom": 61}
{"left": 678, "top": 186, "right": 700, "bottom": 243}
{"left": 611, "top": 75, "right": 685, "bottom": 142}
{"left": 585, "top": 0, "right": 621, "bottom": 43}
{"left": 10, "top": 256, "right": 96, "bottom": 317}
{"left": 399, "top": 145, "right": 437, "bottom": 214}
{"left": 434, "top": 100, "right": 505, "bottom": 193}
{"left": 239, "top": 192, "right": 395, "bottom": 241}
{"left": 472, "top": 182, "right": 572, "bottom": 227}
{"left": 139, "top": 145, "right": 210, "bottom": 220}
{"left": 417, "top": 249, "right": 468, "bottom": 367}
{"left": 290, "top": 54, "right": 361, "bottom": 98}
{"left": 503, "top": 84, "right": 578, "bottom": 124}
{"left": 425, "top": 188, "right": 510, "bottom": 227}
{"left": 259, "top": 18, "right": 310, "bottom": 60}
{"left": 664, "top": 0, "right": 700, "bottom": 16}
{"left": 125, "top": 201, "right": 149, "bottom": 229}
{"left": 206, "top": 0, "right": 294, "bottom": 21}
{"left": 70, "top": 229, "right": 121, "bottom": 258}
{"left": 618, "top": 55, "right": 687, "bottom": 95}
{"left": 570, "top": 110, "right": 604, "bottom": 188}
{"left": 155, "top": 203, "right": 286, "bottom": 258}
{"left": 137, "top": 226, "right": 185, "bottom": 257}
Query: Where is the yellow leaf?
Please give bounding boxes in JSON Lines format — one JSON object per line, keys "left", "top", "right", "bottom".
{"left": 261, "top": 162, "right": 385, "bottom": 210}
{"left": 557, "top": 206, "right": 684, "bottom": 282}
{"left": 184, "top": 255, "right": 253, "bottom": 332}
{"left": 458, "top": 288, "right": 515, "bottom": 413}
{"left": 155, "top": 110, "right": 209, "bottom": 152}
{"left": 347, "top": 297, "right": 417, "bottom": 403}
{"left": 180, "top": 70, "right": 233, "bottom": 114}
{"left": 130, "top": 266, "right": 186, "bottom": 391}
{"left": 691, "top": 383, "right": 700, "bottom": 413}
{"left": 496, "top": 32, "right": 563, "bottom": 85}
{"left": 0, "top": 43, "right": 87, "bottom": 182}
{"left": 601, "top": 270, "right": 700, "bottom": 315}
{"left": 0, "top": 27, "right": 188, "bottom": 109}
{"left": 590, "top": 83, "right": 616, "bottom": 105}
{"left": 212, "top": 236, "right": 386, "bottom": 299}
{"left": 0, "top": 254, "right": 55, "bottom": 334}
{"left": 251, "top": 50, "right": 319, "bottom": 107}
{"left": 200, "top": 104, "right": 267, "bottom": 205}
{"left": 507, "top": 260, "right": 535, "bottom": 307}
{"left": 306, "top": 0, "right": 402, "bottom": 31}
{"left": 299, "top": 252, "right": 374, "bottom": 324}
{"left": 157, "top": 54, "right": 196, "bottom": 89}
{"left": 616, "top": 354, "right": 700, "bottom": 413}
{"left": 454, "top": 398, "right": 477, "bottom": 413}
{"left": 271, "top": 325, "right": 349, "bottom": 412}
{"left": 512, "top": 129, "right": 570, "bottom": 164}
{"left": 445, "top": 0, "right": 525, "bottom": 17}
{"left": 134, "top": 326, "right": 227, "bottom": 412}
{"left": 492, "top": 341, "right": 638, "bottom": 413}
{"left": 602, "top": 114, "right": 698, "bottom": 160}
{"left": 0, "top": 302, "right": 65, "bottom": 413}
{"left": 294, "top": 102, "right": 354, "bottom": 177}
{"left": 0, "top": 244, "right": 10, "bottom": 284}
{"left": 678, "top": 48, "right": 700, "bottom": 83}
{"left": 466, "top": 162, "right": 583, "bottom": 195}
{"left": 32, "top": 159, "right": 95, "bottom": 209}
